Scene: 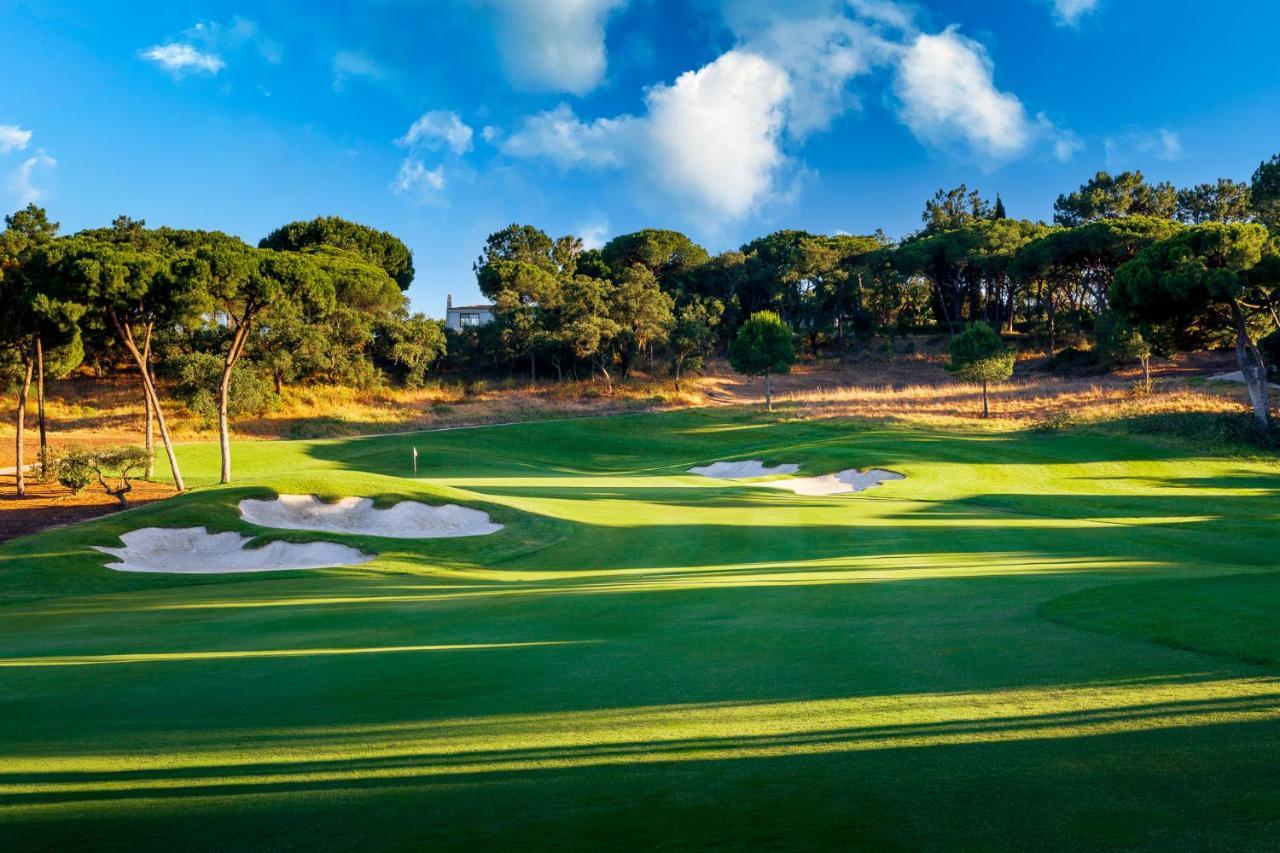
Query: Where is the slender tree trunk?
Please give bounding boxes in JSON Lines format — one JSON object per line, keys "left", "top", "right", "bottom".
{"left": 982, "top": 380, "right": 989, "bottom": 419}
{"left": 764, "top": 370, "right": 772, "bottom": 412}
{"left": 273, "top": 371, "right": 284, "bottom": 395}
{"left": 36, "top": 337, "right": 47, "bottom": 475}
{"left": 218, "top": 323, "right": 252, "bottom": 484}
{"left": 674, "top": 360, "right": 682, "bottom": 392}
{"left": 142, "top": 326, "right": 154, "bottom": 478}
{"left": 111, "top": 314, "right": 185, "bottom": 491}
{"left": 1046, "top": 295, "right": 1056, "bottom": 358}
{"left": 1141, "top": 356, "right": 1151, "bottom": 390}
{"left": 1231, "top": 301, "right": 1271, "bottom": 429}
{"left": 14, "top": 355, "right": 33, "bottom": 496}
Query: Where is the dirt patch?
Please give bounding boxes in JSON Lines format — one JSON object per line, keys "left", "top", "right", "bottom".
{"left": 0, "top": 475, "right": 175, "bottom": 543}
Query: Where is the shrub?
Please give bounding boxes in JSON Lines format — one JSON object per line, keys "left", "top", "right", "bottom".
{"left": 45, "top": 445, "right": 152, "bottom": 505}
{"left": 167, "top": 352, "right": 278, "bottom": 427}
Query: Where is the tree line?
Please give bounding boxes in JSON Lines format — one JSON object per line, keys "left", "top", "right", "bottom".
{"left": 1, "top": 214, "right": 443, "bottom": 492}
{"left": 4, "top": 152, "right": 1280, "bottom": 496}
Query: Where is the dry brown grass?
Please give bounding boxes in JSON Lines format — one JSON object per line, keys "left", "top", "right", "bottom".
{"left": 0, "top": 348, "right": 1265, "bottom": 469}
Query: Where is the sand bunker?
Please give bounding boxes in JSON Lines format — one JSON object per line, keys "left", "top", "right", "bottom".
{"left": 95, "top": 527, "right": 374, "bottom": 574}
{"left": 239, "top": 494, "right": 503, "bottom": 539}
{"left": 690, "top": 461, "right": 904, "bottom": 496}
{"left": 688, "top": 460, "right": 801, "bottom": 479}
{"left": 759, "top": 468, "right": 904, "bottom": 496}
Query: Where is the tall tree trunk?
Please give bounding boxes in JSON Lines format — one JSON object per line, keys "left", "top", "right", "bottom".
{"left": 14, "top": 354, "right": 33, "bottom": 496}
{"left": 111, "top": 315, "right": 184, "bottom": 492}
{"left": 674, "top": 360, "right": 682, "bottom": 392}
{"left": 142, "top": 326, "right": 155, "bottom": 479}
{"left": 36, "top": 337, "right": 47, "bottom": 476}
{"left": 764, "top": 370, "right": 772, "bottom": 412}
{"left": 218, "top": 323, "right": 252, "bottom": 484}
{"left": 1046, "top": 295, "right": 1056, "bottom": 358}
{"left": 1231, "top": 301, "right": 1271, "bottom": 429}
{"left": 981, "top": 380, "right": 989, "bottom": 419}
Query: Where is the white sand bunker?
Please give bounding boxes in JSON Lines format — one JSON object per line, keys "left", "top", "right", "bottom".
{"left": 239, "top": 494, "right": 503, "bottom": 539}
{"left": 759, "top": 468, "right": 905, "bottom": 496}
{"left": 95, "top": 527, "right": 374, "bottom": 574}
{"left": 690, "top": 461, "right": 904, "bottom": 496}
{"left": 688, "top": 460, "right": 801, "bottom": 479}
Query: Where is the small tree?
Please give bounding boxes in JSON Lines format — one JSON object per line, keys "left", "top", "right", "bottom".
{"left": 47, "top": 445, "right": 152, "bottom": 506}
{"left": 947, "top": 321, "right": 1015, "bottom": 418}
{"left": 729, "top": 311, "right": 795, "bottom": 412}
{"left": 669, "top": 298, "right": 722, "bottom": 391}
{"left": 1094, "top": 311, "right": 1153, "bottom": 389}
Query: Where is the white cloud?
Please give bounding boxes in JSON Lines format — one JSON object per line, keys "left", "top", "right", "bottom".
{"left": 140, "top": 43, "right": 226, "bottom": 76}
{"left": 0, "top": 124, "right": 32, "bottom": 154}
{"left": 501, "top": 104, "right": 635, "bottom": 168}
{"left": 645, "top": 51, "right": 791, "bottom": 219}
{"left": 186, "top": 16, "right": 282, "bottom": 63}
{"left": 478, "top": 0, "right": 627, "bottom": 94}
{"left": 1049, "top": 0, "right": 1100, "bottom": 26}
{"left": 332, "top": 51, "right": 388, "bottom": 91}
{"left": 399, "top": 111, "right": 474, "bottom": 156}
{"left": 746, "top": 16, "right": 896, "bottom": 138}
{"left": 391, "top": 158, "right": 447, "bottom": 204}
{"left": 1105, "top": 128, "right": 1183, "bottom": 165}
{"left": 499, "top": 51, "right": 791, "bottom": 220}
{"left": 8, "top": 149, "right": 56, "bottom": 205}
{"left": 481, "top": 125, "right": 501, "bottom": 143}
{"left": 577, "top": 219, "right": 610, "bottom": 250}
{"left": 893, "top": 27, "right": 1038, "bottom": 162}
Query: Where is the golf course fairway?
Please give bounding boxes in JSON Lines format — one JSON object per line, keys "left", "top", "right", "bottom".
{"left": 2, "top": 409, "right": 1279, "bottom": 850}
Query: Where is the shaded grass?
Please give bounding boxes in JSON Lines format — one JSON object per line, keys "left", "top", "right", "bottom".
{"left": 1, "top": 409, "right": 1279, "bottom": 850}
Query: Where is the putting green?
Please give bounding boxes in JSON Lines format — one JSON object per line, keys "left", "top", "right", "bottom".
{"left": 1, "top": 410, "right": 1278, "bottom": 850}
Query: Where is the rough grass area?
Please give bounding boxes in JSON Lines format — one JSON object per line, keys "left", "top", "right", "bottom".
{"left": 1, "top": 410, "right": 1279, "bottom": 850}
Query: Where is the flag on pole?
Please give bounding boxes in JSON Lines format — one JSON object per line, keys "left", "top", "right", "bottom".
{"left": 412, "top": 446, "right": 418, "bottom": 474}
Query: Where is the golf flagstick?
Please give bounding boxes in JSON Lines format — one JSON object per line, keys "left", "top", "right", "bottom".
{"left": 412, "top": 446, "right": 418, "bottom": 474}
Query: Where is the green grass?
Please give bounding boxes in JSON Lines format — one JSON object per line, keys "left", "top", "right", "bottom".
{"left": 1, "top": 409, "right": 1279, "bottom": 850}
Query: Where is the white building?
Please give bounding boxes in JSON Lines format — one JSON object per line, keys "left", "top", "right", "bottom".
{"left": 445, "top": 294, "right": 495, "bottom": 331}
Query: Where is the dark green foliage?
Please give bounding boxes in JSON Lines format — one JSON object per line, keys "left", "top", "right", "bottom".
{"left": 43, "top": 444, "right": 152, "bottom": 505}
{"left": 1053, "top": 171, "right": 1178, "bottom": 226}
{"left": 373, "top": 314, "right": 448, "bottom": 388}
{"left": 729, "top": 310, "right": 795, "bottom": 410}
{"left": 168, "top": 352, "right": 278, "bottom": 427}
{"left": 947, "top": 321, "right": 1015, "bottom": 417}
{"left": 1250, "top": 153, "right": 1280, "bottom": 229}
{"left": 1260, "top": 329, "right": 1280, "bottom": 380}
{"left": 1176, "top": 179, "right": 1253, "bottom": 224}
{"left": 260, "top": 216, "right": 415, "bottom": 290}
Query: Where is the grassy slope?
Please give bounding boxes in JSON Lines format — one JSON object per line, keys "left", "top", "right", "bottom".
{"left": 1, "top": 409, "right": 1279, "bottom": 850}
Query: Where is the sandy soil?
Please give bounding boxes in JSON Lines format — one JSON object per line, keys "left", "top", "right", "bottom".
{"left": 0, "top": 475, "right": 174, "bottom": 544}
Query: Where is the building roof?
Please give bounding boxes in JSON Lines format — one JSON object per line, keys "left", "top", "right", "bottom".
{"left": 449, "top": 304, "right": 495, "bottom": 312}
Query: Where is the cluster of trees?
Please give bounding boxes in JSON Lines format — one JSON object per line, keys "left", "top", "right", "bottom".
{"left": 460, "top": 154, "right": 1280, "bottom": 428}
{"left": 5, "top": 152, "right": 1280, "bottom": 500}
{"left": 1, "top": 213, "right": 444, "bottom": 492}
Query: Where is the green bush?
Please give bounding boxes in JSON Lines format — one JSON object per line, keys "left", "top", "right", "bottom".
{"left": 167, "top": 352, "right": 279, "bottom": 427}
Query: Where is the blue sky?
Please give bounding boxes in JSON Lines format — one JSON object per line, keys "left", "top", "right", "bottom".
{"left": 2, "top": 0, "right": 1279, "bottom": 315}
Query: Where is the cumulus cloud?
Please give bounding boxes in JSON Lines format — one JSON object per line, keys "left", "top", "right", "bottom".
{"left": 0, "top": 124, "right": 32, "bottom": 154}
{"left": 140, "top": 43, "right": 226, "bottom": 76}
{"left": 645, "top": 51, "right": 791, "bottom": 219}
{"left": 893, "top": 27, "right": 1046, "bottom": 162}
{"left": 495, "top": 0, "right": 1073, "bottom": 220}
{"left": 391, "top": 158, "right": 447, "bottom": 204}
{"left": 8, "top": 149, "right": 57, "bottom": 205}
{"left": 478, "top": 0, "right": 627, "bottom": 94}
{"left": 501, "top": 104, "right": 635, "bottom": 168}
{"left": 399, "top": 111, "right": 474, "bottom": 155}
{"left": 1049, "top": 0, "right": 1100, "bottom": 26}
{"left": 500, "top": 51, "right": 790, "bottom": 220}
